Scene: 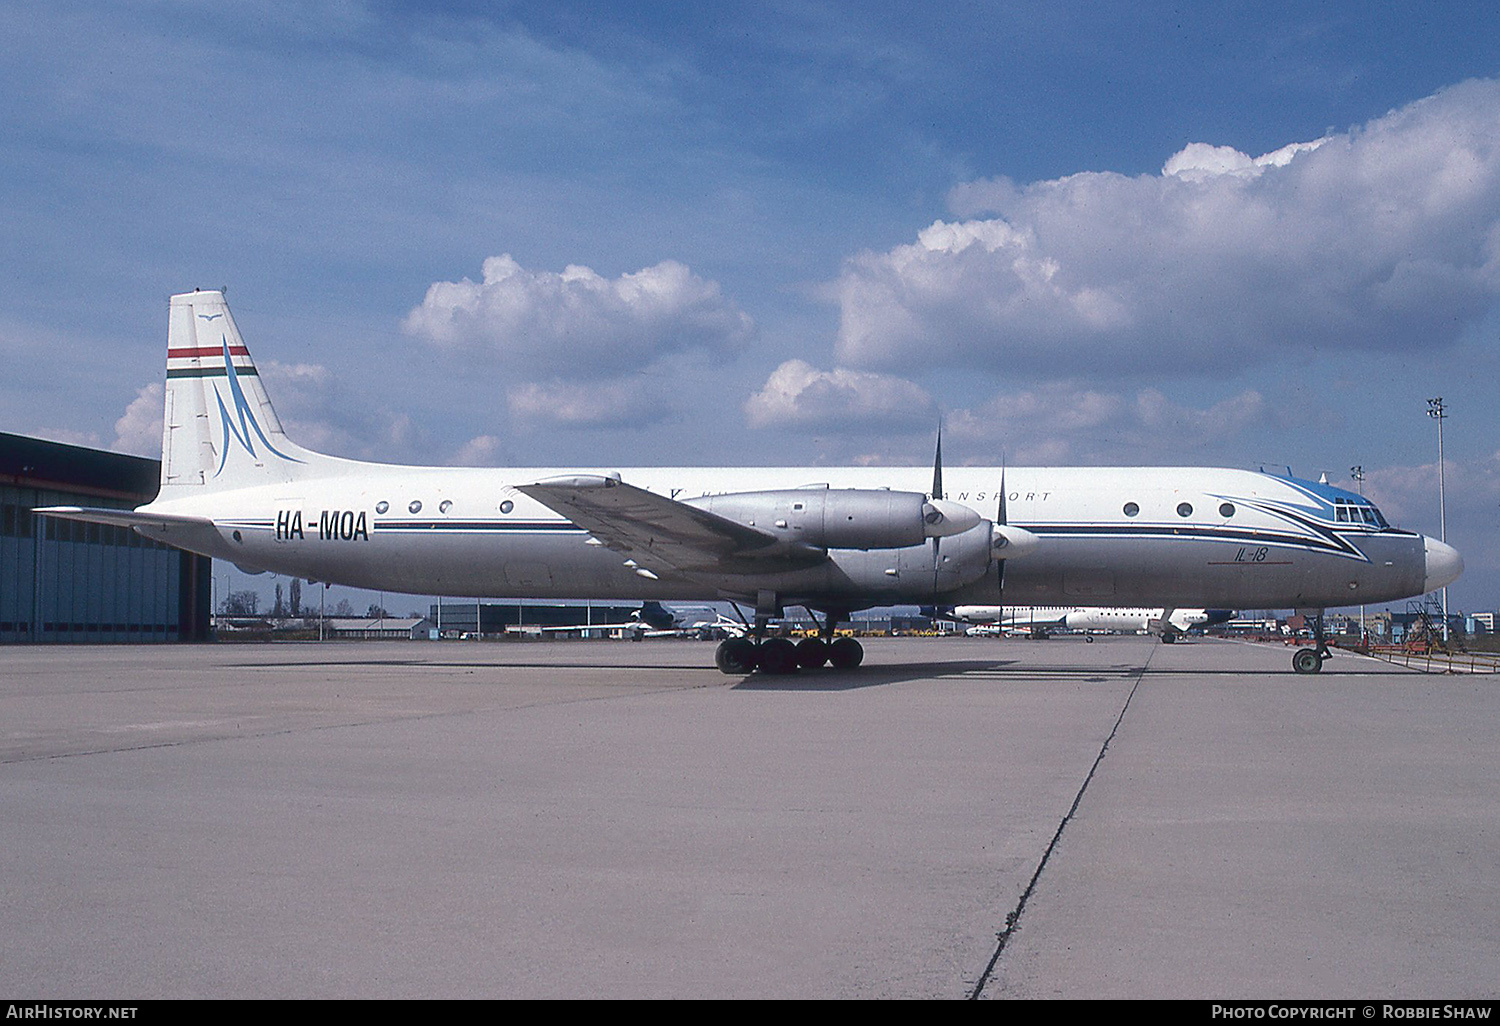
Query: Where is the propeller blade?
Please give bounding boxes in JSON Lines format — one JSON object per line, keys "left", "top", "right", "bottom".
{"left": 997, "top": 467, "right": 1007, "bottom": 596}
{"left": 932, "top": 424, "right": 943, "bottom": 501}
{"left": 931, "top": 425, "right": 943, "bottom": 596}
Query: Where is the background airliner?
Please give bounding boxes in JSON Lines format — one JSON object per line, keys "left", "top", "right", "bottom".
{"left": 36, "top": 291, "right": 1462, "bottom": 676}
{"left": 935, "top": 605, "right": 1235, "bottom": 639}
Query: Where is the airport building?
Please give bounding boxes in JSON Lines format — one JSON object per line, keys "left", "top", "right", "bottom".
{"left": 325, "top": 617, "right": 435, "bottom": 640}
{"left": 0, "top": 431, "right": 211, "bottom": 643}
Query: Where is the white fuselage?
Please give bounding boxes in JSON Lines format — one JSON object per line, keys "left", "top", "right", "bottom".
{"left": 141, "top": 462, "right": 1432, "bottom": 612}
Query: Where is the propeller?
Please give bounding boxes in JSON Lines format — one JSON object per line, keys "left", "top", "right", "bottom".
{"left": 996, "top": 465, "right": 1007, "bottom": 602}
{"left": 930, "top": 425, "right": 944, "bottom": 597}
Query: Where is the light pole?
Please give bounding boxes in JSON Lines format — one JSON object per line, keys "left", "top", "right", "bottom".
{"left": 1351, "top": 465, "right": 1366, "bottom": 643}
{"left": 1426, "top": 398, "right": 1449, "bottom": 642}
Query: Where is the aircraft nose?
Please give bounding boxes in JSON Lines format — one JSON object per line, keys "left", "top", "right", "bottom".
{"left": 1424, "top": 537, "right": 1464, "bottom": 592}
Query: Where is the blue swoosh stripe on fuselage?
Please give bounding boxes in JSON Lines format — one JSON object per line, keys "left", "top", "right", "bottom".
{"left": 1026, "top": 523, "right": 1406, "bottom": 558}
{"left": 373, "top": 520, "right": 587, "bottom": 533}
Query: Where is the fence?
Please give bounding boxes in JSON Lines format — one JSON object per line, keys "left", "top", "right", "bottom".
{"left": 1352, "top": 642, "right": 1500, "bottom": 674}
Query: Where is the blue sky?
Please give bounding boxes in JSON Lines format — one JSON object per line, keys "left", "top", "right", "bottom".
{"left": 3, "top": 1, "right": 1499, "bottom": 611}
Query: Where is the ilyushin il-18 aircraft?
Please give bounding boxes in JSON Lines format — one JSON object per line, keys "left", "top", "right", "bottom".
{"left": 37, "top": 290, "right": 1462, "bottom": 676}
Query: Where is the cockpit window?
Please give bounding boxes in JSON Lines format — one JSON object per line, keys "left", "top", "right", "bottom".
{"left": 1333, "top": 498, "right": 1388, "bottom": 528}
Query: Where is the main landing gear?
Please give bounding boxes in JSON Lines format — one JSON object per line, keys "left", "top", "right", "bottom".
{"left": 714, "top": 604, "right": 864, "bottom": 676}
{"left": 1292, "top": 609, "right": 1332, "bottom": 674}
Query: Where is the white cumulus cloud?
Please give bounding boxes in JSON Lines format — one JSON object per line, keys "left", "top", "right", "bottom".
{"left": 449, "top": 435, "right": 505, "bottom": 466}
{"left": 404, "top": 254, "right": 756, "bottom": 379}
{"left": 838, "top": 78, "right": 1500, "bottom": 377}
{"left": 112, "top": 382, "right": 162, "bottom": 457}
{"left": 507, "top": 377, "right": 669, "bottom": 430}
{"left": 743, "top": 359, "right": 936, "bottom": 431}
{"left": 945, "top": 385, "right": 1276, "bottom": 464}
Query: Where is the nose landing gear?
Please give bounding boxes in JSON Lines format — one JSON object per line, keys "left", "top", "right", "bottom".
{"left": 1292, "top": 609, "right": 1332, "bottom": 674}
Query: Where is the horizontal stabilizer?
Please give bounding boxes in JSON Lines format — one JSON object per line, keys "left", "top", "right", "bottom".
{"left": 32, "top": 505, "right": 225, "bottom": 555}
{"left": 33, "top": 506, "right": 215, "bottom": 531}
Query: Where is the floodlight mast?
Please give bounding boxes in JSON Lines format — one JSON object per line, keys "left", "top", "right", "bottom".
{"left": 1426, "top": 398, "right": 1449, "bottom": 643}
{"left": 1351, "top": 465, "right": 1366, "bottom": 643}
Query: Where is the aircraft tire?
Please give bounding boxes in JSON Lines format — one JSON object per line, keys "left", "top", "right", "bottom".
{"left": 1161, "top": 632, "right": 1176, "bottom": 644}
{"left": 715, "top": 638, "right": 758, "bottom": 675}
{"left": 758, "top": 638, "right": 800, "bottom": 675}
{"left": 795, "top": 637, "right": 829, "bottom": 668}
{"left": 828, "top": 637, "right": 863, "bottom": 669}
{"left": 1292, "top": 647, "right": 1322, "bottom": 674}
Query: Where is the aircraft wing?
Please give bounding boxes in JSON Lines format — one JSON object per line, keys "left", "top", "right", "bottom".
{"left": 516, "top": 476, "right": 825, "bottom": 577}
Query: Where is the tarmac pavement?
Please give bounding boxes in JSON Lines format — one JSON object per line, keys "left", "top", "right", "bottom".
{"left": 1, "top": 635, "right": 1494, "bottom": 999}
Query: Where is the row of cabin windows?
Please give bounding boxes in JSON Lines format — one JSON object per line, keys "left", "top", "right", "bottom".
{"left": 372, "top": 499, "right": 516, "bottom": 515}
{"left": 1120, "top": 498, "right": 1387, "bottom": 526}
{"left": 1120, "top": 501, "right": 1236, "bottom": 519}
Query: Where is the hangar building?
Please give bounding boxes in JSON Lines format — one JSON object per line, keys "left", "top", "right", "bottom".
{"left": 1, "top": 431, "right": 211, "bottom": 643}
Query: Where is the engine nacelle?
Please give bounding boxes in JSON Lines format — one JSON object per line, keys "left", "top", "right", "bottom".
{"left": 825, "top": 520, "right": 996, "bottom": 598}
{"left": 686, "top": 488, "right": 980, "bottom": 551}
{"left": 991, "top": 523, "right": 1041, "bottom": 559}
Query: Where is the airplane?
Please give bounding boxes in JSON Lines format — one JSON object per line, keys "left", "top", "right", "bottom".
{"left": 535, "top": 600, "right": 684, "bottom": 639}
{"left": 35, "top": 290, "right": 1463, "bottom": 677}
{"left": 686, "top": 612, "right": 755, "bottom": 640}
{"left": 935, "top": 605, "right": 1235, "bottom": 640}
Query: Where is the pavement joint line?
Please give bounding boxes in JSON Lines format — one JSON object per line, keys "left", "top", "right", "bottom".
{"left": 966, "top": 643, "right": 1158, "bottom": 999}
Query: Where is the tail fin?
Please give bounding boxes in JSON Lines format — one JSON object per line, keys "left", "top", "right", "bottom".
{"left": 158, "top": 289, "right": 328, "bottom": 499}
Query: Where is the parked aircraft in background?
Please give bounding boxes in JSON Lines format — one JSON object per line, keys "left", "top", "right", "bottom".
{"left": 36, "top": 291, "right": 1462, "bottom": 676}
{"left": 537, "top": 600, "right": 684, "bottom": 639}
{"left": 936, "top": 605, "right": 1234, "bottom": 640}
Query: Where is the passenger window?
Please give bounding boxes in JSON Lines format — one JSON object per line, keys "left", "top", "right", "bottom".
{"left": 375, "top": 501, "right": 389, "bottom": 514}
{"left": 409, "top": 500, "right": 422, "bottom": 514}
{"left": 1176, "top": 502, "right": 1193, "bottom": 517}
{"left": 1123, "top": 502, "right": 1139, "bottom": 517}
{"left": 1219, "top": 502, "right": 1235, "bottom": 517}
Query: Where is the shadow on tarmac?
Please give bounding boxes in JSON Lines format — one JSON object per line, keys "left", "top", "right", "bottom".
{"left": 730, "top": 659, "right": 1024, "bottom": 692}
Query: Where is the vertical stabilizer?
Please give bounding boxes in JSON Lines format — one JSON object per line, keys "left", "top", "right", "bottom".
{"left": 158, "top": 290, "right": 325, "bottom": 499}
